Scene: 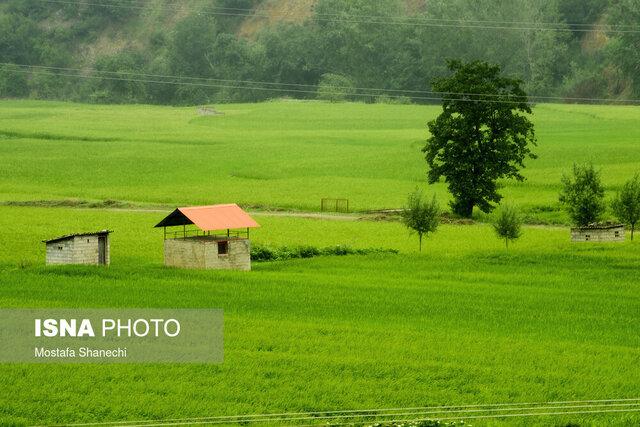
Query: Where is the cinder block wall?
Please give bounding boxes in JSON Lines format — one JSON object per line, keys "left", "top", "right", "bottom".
{"left": 205, "top": 239, "right": 251, "bottom": 271}
{"left": 164, "top": 237, "right": 251, "bottom": 271}
{"left": 46, "top": 235, "right": 110, "bottom": 265}
{"left": 72, "top": 235, "right": 110, "bottom": 264}
{"left": 164, "top": 237, "right": 206, "bottom": 269}
{"left": 45, "top": 240, "right": 74, "bottom": 265}
{"left": 571, "top": 226, "right": 625, "bottom": 242}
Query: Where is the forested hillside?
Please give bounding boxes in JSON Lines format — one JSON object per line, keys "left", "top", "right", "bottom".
{"left": 0, "top": 0, "right": 638, "bottom": 104}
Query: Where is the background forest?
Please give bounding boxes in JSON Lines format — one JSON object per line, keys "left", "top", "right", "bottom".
{"left": 1, "top": 0, "right": 639, "bottom": 105}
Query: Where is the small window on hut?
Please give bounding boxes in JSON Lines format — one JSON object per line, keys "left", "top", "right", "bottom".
{"left": 585, "top": 234, "right": 590, "bottom": 241}
{"left": 615, "top": 231, "right": 620, "bottom": 237}
{"left": 58, "top": 246, "right": 63, "bottom": 250}
{"left": 218, "top": 241, "right": 229, "bottom": 255}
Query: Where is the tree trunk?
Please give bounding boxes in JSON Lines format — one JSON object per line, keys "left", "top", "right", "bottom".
{"left": 453, "top": 199, "right": 474, "bottom": 218}
{"left": 419, "top": 233, "right": 423, "bottom": 252}
{"left": 466, "top": 200, "right": 475, "bottom": 218}
{"left": 632, "top": 224, "right": 635, "bottom": 241}
{"left": 505, "top": 238, "right": 509, "bottom": 250}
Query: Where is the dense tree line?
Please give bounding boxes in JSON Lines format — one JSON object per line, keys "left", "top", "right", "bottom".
{"left": 0, "top": 0, "right": 636, "bottom": 104}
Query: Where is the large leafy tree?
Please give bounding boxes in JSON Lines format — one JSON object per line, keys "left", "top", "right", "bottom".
{"left": 423, "top": 60, "right": 537, "bottom": 217}
{"left": 258, "top": 24, "right": 322, "bottom": 98}
{"left": 92, "top": 51, "right": 147, "bottom": 104}
{"left": 313, "top": 0, "right": 405, "bottom": 88}
{"left": 169, "top": 14, "right": 218, "bottom": 78}
{"left": 417, "top": 0, "right": 569, "bottom": 96}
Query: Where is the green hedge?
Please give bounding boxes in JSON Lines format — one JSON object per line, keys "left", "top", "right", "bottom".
{"left": 375, "top": 421, "right": 466, "bottom": 427}
{"left": 251, "top": 244, "right": 398, "bottom": 262}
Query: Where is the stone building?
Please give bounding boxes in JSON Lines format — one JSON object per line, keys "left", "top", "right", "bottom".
{"left": 571, "top": 223, "right": 625, "bottom": 242}
{"left": 155, "top": 204, "right": 259, "bottom": 271}
{"left": 43, "top": 230, "right": 112, "bottom": 265}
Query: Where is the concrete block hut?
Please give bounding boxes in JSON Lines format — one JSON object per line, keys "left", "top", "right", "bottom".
{"left": 43, "top": 230, "right": 112, "bottom": 265}
{"left": 571, "top": 223, "right": 625, "bottom": 242}
{"left": 155, "top": 204, "right": 259, "bottom": 271}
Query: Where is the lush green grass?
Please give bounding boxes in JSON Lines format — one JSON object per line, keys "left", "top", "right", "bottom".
{"left": 0, "top": 206, "right": 613, "bottom": 266}
{"left": 1, "top": 100, "right": 639, "bottom": 425}
{"left": 0, "top": 206, "right": 638, "bottom": 426}
{"left": 1, "top": 100, "right": 640, "bottom": 222}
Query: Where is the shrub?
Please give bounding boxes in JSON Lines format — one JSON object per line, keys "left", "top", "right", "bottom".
{"left": 317, "top": 73, "right": 356, "bottom": 102}
{"left": 0, "top": 70, "right": 29, "bottom": 98}
{"left": 90, "top": 51, "right": 147, "bottom": 104}
{"left": 376, "top": 420, "right": 467, "bottom": 427}
{"left": 297, "top": 245, "right": 321, "bottom": 258}
{"left": 251, "top": 244, "right": 397, "bottom": 262}
{"left": 323, "top": 245, "right": 351, "bottom": 256}
{"left": 376, "top": 94, "right": 412, "bottom": 104}
{"left": 250, "top": 245, "right": 277, "bottom": 261}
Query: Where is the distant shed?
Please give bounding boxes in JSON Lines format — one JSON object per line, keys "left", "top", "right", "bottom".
{"left": 571, "top": 223, "right": 625, "bottom": 242}
{"left": 155, "top": 204, "right": 259, "bottom": 271}
{"left": 43, "top": 230, "right": 112, "bottom": 265}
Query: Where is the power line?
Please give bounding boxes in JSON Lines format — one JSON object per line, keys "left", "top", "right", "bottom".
{"left": 204, "top": 4, "right": 639, "bottom": 29}
{"left": 34, "top": 0, "right": 640, "bottom": 34}
{"left": 0, "top": 62, "right": 534, "bottom": 100}
{"left": 3, "top": 63, "right": 640, "bottom": 105}
{"left": 44, "top": 0, "right": 640, "bottom": 31}
{"left": 2, "top": 67, "right": 523, "bottom": 106}
{"left": 1, "top": 65, "right": 635, "bottom": 106}
{"left": 296, "top": 408, "right": 640, "bottom": 427}
{"left": 2, "top": 67, "right": 447, "bottom": 103}
{"left": 41, "top": 399, "right": 640, "bottom": 427}
{"left": 116, "top": 0, "right": 640, "bottom": 30}
{"left": 1, "top": 63, "right": 439, "bottom": 95}
{"left": 48, "top": 406, "right": 640, "bottom": 427}
{"left": 0, "top": 62, "right": 597, "bottom": 101}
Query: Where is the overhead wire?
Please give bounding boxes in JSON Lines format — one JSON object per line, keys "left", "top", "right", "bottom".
{"left": 37, "top": 398, "right": 640, "bottom": 427}
{"left": 33, "top": 0, "right": 640, "bottom": 33}
{"left": 3, "top": 63, "right": 640, "bottom": 105}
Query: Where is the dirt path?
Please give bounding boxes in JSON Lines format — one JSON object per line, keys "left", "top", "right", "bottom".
{"left": 1, "top": 200, "right": 370, "bottom": 221}
{"left": 105, "top": 207, "right": 370, "bottom": 222}
{"left": 78, "top": 207, "right": 570, "bottom": 228}
{"left": 1, "top": 201, "right": 569, "bottom": 228}
{"left": 250, "top": 211, "right": 363, "bottom": 221}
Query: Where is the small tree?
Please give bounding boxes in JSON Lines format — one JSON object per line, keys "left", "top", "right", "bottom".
{"left": 559, "top": 163, "right": 606, "bottom": 227}
{"left": 493, "top": 205, "right": 522, "bottom": 249}
{"left": 401, "top": 190, "right": 440, "bottom": 252}
{"left": 612, "top": 174, "right": 640, "bottom": 240}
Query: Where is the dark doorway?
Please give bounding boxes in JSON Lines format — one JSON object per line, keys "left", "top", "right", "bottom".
{"left": 98, "top": 236, "right": 107, "bottom": 265}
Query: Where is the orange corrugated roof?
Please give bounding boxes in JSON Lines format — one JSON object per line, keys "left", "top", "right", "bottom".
{"left": 166, "top": 204, "right": 260, "bottom": 231}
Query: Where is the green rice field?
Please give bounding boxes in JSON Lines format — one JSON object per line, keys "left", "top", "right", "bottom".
{"left": 1, "top": 100, "right": 639, "bottom": 221}
{"left": 0, "top": 100, "right": 639, "bottom": 426}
